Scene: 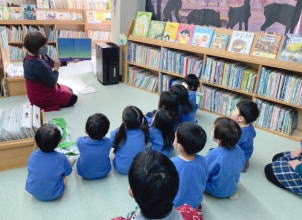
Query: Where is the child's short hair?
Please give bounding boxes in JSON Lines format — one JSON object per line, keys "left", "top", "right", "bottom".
{"left": 236, "top": 100, "right": 260, "bottom": 124}
{"left": 129, "top": 150, "right": 179, "bottom": 219}
{"left": 214, "top": 117, "right": 242, "bottom": 149}
{"left": 158, "top": 91, "right": 179, "bottom": 112}
{"left": 176, "top": 122, "right": 207, "bottom": 155}
{"left": 184, "top": 74, "right": 200, "bottom": 91}
{"left": 24, "top": 31, "right": 47, "bottom": 55}
{"left": 85, "top": 113, "right": 110, "bottom": 140}
{"left": 35, "top": 124, "right": 61, "bottom": 152}
{"left": 170, "top": 84, "right": 193, "bottom": 114}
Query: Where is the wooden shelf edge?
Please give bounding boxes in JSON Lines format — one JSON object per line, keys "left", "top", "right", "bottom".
{"left": 128, "top": 61, "right": 160, "bottom": 73}
{"left": 6, "top": 77, "right": 25, "bottom": 82}
{"left": 256, "top": 95, "right": 302, "bottom": 110}
{"left": 0, "top": 138, "right": 34, "bottom": 150}
{"left": 0, "top": 20, "right": 85, "bottom": 25}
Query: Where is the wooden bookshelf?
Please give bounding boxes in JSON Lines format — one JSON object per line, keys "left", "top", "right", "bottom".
{"left": 124, "top": 20, "right": 302, "bottom": 141}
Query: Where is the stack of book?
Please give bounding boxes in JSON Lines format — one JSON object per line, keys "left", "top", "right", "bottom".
{"left": 161, "top": 74, "right": 183, "bottom": 91}
{"left": 128, "top": 66, "right": 158, "bottom": 92}
{"left": 87, "top": 30, "right": 110, "bottom": 41}
{"left": 47, "top": 45, "right": 56, "bottom": 59}
{"left": 10, "top": 46, "right": 25, "bottom": 60}
{"left": 58, "top": 30, "right": 85, "bottom": 38}
{"left": 7, "top": 26, "right": 24, "bottom": 43}
{"left": 255, "top": 99, "right": 298, "bottom": 135}
{"left": 257, "top": 67, "right": 302, "bottom": 106}
{"left": 200, "top": 86, "right": 246, "bottom": 116}
{"left": 161, "top": 48, "right": 203, "bottom": 77}
{"left": 24, "top": 26, "right": 46, "bottom": 36}
{"left": 48, "top": 27, "right": 57, "bottom": 42}
{"left": 202, "top": 57, "right": 257, "bottom": 93}
{"left": 127, "top": 42, "right": 161, "bottom": 69}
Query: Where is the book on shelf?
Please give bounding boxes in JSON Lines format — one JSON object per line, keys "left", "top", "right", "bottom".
{"left": 147, "top": 20, "right": 166, "bottom": 40}
{"left": 5, "top": 63, "right": 23, "bottom": 77}
{"left": 55, "top": 11, "right": 70, "bottom": 20}
{"left": 176, "top": 24, "right": 195, "bottom": 45}
{"left": 59, "top": 30, "right": 85, "bottom": 38}
{"left": 36, "top": 10, "right": 47, "bottom": 20}
{"left": 133, "top": 11, "right": 152, "bottom": 38}
{"left": 210, "top": 32, "right": 230, "bottom": 50}
{"left": 10, "top": 46, "right": 25, "bottom": 61}
{"left": 37, "top": 0, "right": 50, "bottom": 9}
{"left": 88, "top": 30, "right": 110, "bottom": 41}
{"left": 24, "top": 26, "right": 46, "bottom": 36}
{"left": 3, "top": 26, "right": 23, "bottom": 43}
{"left": 255, "top": 99, "right": 298, "bottom": 135}
{"left": 47, "top": 45, "right": 57, "bottom": 59}
{"left": 280, "top": 34, "right": 302, "bottom": 64}
{"left": 162, "top": 22, "right": 179, "bottom": 42}
{"left": 10, "top": 7, "right": 23, "bottom": 20}
{"left": 161, "top": 74, "right": 183, "bottom": 91}
{"left": 252, "top": 32, "right": 282, "bottom": 59}
{"left": 57, "top": 38, "right": 91, "bottom": 61}
{"left": 86, "top": 10, "right": 111, "bottom": 23}
{"left": 0, "top": 7, "right": 11, "bottom": 20}
{"left": 23, "top": 5, "right": 36, "bottom": 20}
{"left": 49, "top": 27, "right": 57, "bottom": 42}
{"left": 191, "top": 26, "right": 214, "bottom": 48}
{"left": 128, "top": 66, "right": 159, "bottom": 93}
{"left": 228, "top": 31, "right": 254, "bottom": 55}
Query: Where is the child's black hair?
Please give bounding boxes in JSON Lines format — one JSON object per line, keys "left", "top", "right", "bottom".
{"left": 176, "top": 122, "right": 207, "bottom": 155}
{"left": 114, "top": 106, "right": 149, "bottom": 153}
{"left": 152, "top": 109, "right": 176, "bottom": 151}
{"left": 35, "top": 123, "right": 61, "bottom": 152}
{"left": 236, "top": 100, "right": 260, "bottom": 124}
{"left": 170, "top": 84, "right": 193, "bottom": 114}
{"left": 214, "top": 117, "right": 242, "bottom": 149}
{"left": 129, "top": 150, "right": 179, "bottom": 219}
{"left": 184, "top": 74, "right": 200, "bottom": 91}
{"left": 158, "top": 91, "right": 179, "bottom": 114}
{"left": 85, "top": 113, "right": 110, "bottom": 140}
{"left": 24, "top": 31, "right": 48, "bottom": 55}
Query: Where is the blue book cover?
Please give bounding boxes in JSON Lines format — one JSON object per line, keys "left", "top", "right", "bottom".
{"left": 191, "top": 26, "right": 214, "bottom": 48}
{"left": 58, "top": 38, "right": 92, "bottom": 62}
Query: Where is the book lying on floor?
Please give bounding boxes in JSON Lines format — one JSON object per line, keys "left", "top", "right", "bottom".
{"left": 57, "top": 38, "right": 92, "bottom": 61}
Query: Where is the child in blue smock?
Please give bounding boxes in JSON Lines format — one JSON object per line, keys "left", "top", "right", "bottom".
{"left": 205, "top": 117, "right": 245, "bottom": 199}
{"left": 25, "top": 124, "right": 72, "bottom": 201}
{"left": 171, "top": 122, "right": 208, "bottom": 208}
{"left": 170, "top": 84, "right": 194, "bottom": 124}
{"left": 76, "top": 113, "right": 112, "bottom": 179}
{"left": 111, "top": 106, "right": 149, "bottom": 175}
{"left": 150, "top": 109, "right": 176, "bottom": 157}
{"left": 231, "top": 100, "right": 259, "bottom": 172}
{"left": 182, "top": 74, "right": 200, "bottom": 119}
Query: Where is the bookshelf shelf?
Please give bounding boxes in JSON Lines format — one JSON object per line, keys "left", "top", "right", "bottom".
{"left": 256, "top": 95, "right": 302, "bottom": 110}
{"left": 127, "top": 84, "right": 159, "bottom": 95}
{"left": 160, "top": 70, "right": 185, "bottom": 79}
{"left": 128, "top": 62, "right": 160, "bottom": 73}
{"left": 0, "top": 20, "right": 85, "bottom": 25}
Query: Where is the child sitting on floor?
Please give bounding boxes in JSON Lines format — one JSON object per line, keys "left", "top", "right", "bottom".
{"left": 231, "top": 100, "right": 259, "bottom": 171}
{"left": 111, "top": 106, "right": 149, "bottom": 175}
{"left": 205, "top": 117, "right": 245, "bottom": 199}
{"left": 172, "top": 122, "right": 208, "bottom": 208}
{"left": 112, "top": 150, "right": 204, "bottom": 220}
{"left": 76, "top": 113, "right": 112, "bottom": 179}
{"left": 25, "top": 124, "right": 72, "bottom": 201}
{"left": 182, "top": 74, "right": 200, "bottom": 120}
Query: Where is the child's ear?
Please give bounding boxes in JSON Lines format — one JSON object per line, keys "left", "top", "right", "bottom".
{"left": 128, "top": 188, "right": 134, "bottom": 198}
{"left": 238, "top": 116, "right": 245, "bottom": 123}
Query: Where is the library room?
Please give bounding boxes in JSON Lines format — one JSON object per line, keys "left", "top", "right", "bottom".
{"left": 0, "top": 0, "right": 301, "bottom": 219}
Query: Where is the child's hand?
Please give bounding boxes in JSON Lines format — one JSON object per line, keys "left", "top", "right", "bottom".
{"left": 290, "top": 148, "right": 302, "bottom": 158}
{"left": 288, "top": 160, "right": 302, "bottom": 170}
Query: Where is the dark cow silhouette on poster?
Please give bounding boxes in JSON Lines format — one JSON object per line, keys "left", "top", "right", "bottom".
{"left": 187, "top": 9, "right": 222, "bottom": 27}
{"left": 146, "top": 0, "right": 163, "bottom": 20}
{"left": 261, "top": 0, "right": 302, "bottom": 34}
{"left": 163, "top": 0, "right": 182, "bottom": 22}
{"left": 227, "top": 0, "right": 251, "bottom": 31}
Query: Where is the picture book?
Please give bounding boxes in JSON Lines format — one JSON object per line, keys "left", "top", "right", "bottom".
{"left": 1, "top": 7, "right": 11, "bottom": 20}
{"left": 191, "top": 26, "right": 214, "bottom": 48}
{"left": 133, "top": 11, "right": 152, "bottom": 37}
{"left": 58, "top": 38, "right": 92, "bottom": 62}
{"left": 252, "top": 32, "right": 282, "bottom": 59}
{"left": 36, "top": 10, "right": 46, "bottom": 20}
{"left": 46, "top": 11, "right": 56, "bottom": 20}
{"left": 163, "top": 22, "right": 180, "bottom": 42}
{"left": 87, "top": 10, "right": 111, "bottom": 23}
{"left": 10, "top": 7, "right": 23, "bottom": 20}
{"left": 228, "top": 31, "right": 255, "bottom": 54}
{"left": 23, "top": 5, "right": 36, "bottom": 20}
{"left": 72, "top": 12, "right": 83, "bottom": 21}
{"left": 210, "top": 32, "right": 230, "bottom": 50}
{"left": 280, "top": 34, "right": 302, "bottom": 64}
{"left": 176, "top": 24, "right": 195, "bottom": 44}
{"left": 147, "top": 20, "right": 166, "bottom": 39}
{"left": 37, "top": 0, "right": 50, "bottom": 9}
{"left": 56, "top": 11, "right": 69, "bottom": 20}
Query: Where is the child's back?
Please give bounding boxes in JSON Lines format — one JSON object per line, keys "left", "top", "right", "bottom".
{"left": 238, "top": 124, "right": 256, "bottom": 160}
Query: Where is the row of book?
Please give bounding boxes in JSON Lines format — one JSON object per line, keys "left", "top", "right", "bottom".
{"left": 86, "top": 10, "right": 111, "bottom": 24}
{"left": 202, "top": 57, "right": 257, "bottom": 93}
{"left": 37, "top": 0, "right": 111, "bottom": 10}
{"left": 88, "top": 30, "right": 110, "bottom": 41}
{"left": 47, "top": 45, "right": 56, "bottom": 59}
{"left": 128, "top": 42, "right": 161, "bottom": 69}
{"left": 133, "top": 11, "right": 302, "bottom": 64}
{"left": 36, "top": 10, "right": 83, "bottom": 21}
{"left": 0, "top": 104, "right": 41, "bottom": 142}
{"left": 128, "top": 66, "right": 159, "bottom": 93}
{"left": 5, "top": 26, "right": 24, "bottom": 42}
{"left": 0, "top": 5, "right": 36, "bottom": 20}
{"left": 24, "top": 25, "right": 46, "bottom": 36}
{"left": 58, "top": 30, "right": 85, "bottom": 38}
{"left": 161, "top": 48, "right": 203, "bottom": 77}
{"left": 161, "top": 74, "right": 183, "bottom": 92}
{"left": 10, "top": 46, "right": 25, "bottom": 60}
{"left": 255, "top": 99, "right": 298, "bottom": 135}
{"left": 257, "top": 67, "right": 302, "bottom": 106}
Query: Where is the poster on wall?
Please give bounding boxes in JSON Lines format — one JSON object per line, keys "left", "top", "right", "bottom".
{"left": 146, "top": 0, "right": 302, "bottom": 34}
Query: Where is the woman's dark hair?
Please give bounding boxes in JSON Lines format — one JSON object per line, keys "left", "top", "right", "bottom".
{"left": 158, "top": 91, "right": 179, "bottom": 117}
{"left": 113, "top": 106, "right": 149, "bottom": 153}
{"left": 86, "top": 113, "right": 110, "bottom": 140}
{"left": 24, "top": 31, "right": 47, "bottom": 55}
{"left": 214, "top": 117, "right": 242, "bottom": 149}
{"left": 35, "top": 123, "right": 61, "bottom": 152}
{"left": 152, "top": 109, "right": 176, "bottom": 151}
{"left": 129, "top": 150, "right": 179, "bottom": 219}
{"left": 170, "top": 84, "right": 193, "bottom": 114}
{"left": 184, "top": 74, "right": 200, "bottom": 91}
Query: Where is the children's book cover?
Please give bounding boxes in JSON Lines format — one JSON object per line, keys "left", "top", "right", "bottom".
{"left": 133, "top": 11, "right": 152, "bottom": 37}
{"left": 252, "top": 32, "right": 282, "bottom": 59}
{"left": 37, "top": 0, "right": 50, "bottom": 9}
{"left": 10, "top": 7, "right": 23, "bottom": 20}
{"left": 46, "top": 11, "right": 56, "bottom": 20}
{"left": 1, "top": 7, "right": 11, "bottom": 20}
{"left": 176, "top": 24, "right": 195, "bottom": 44}
{"left": 56, "top": 11, "right": 69, "bottom": 20}
{"left": 191, "top": 26, "right": 214, "bottom": 48}
{"left": 23, "top": 5, "right": 36, "bottom": 20}
{"left": 162, "top": 22, "right": 180, "bottom": 42}
{"left": 228, "top": 31, "right": 255, "bottom": 54}
{"left": 36, "top": 10, "right": 46, "bottom": 20}
{"left": 147, "top": 20, "right": 166, "bottom": 39}
{"left": 280, "top": 34, "right": 302, "bottom": 64}
{"left": 210, "top": 32, "right": 230, "bottom": 50}
{"left": 72, "top": 12, "right": 83, "bottom": 21}
{"left": 58, "top": 38, "right": 92, "bottom": 62}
